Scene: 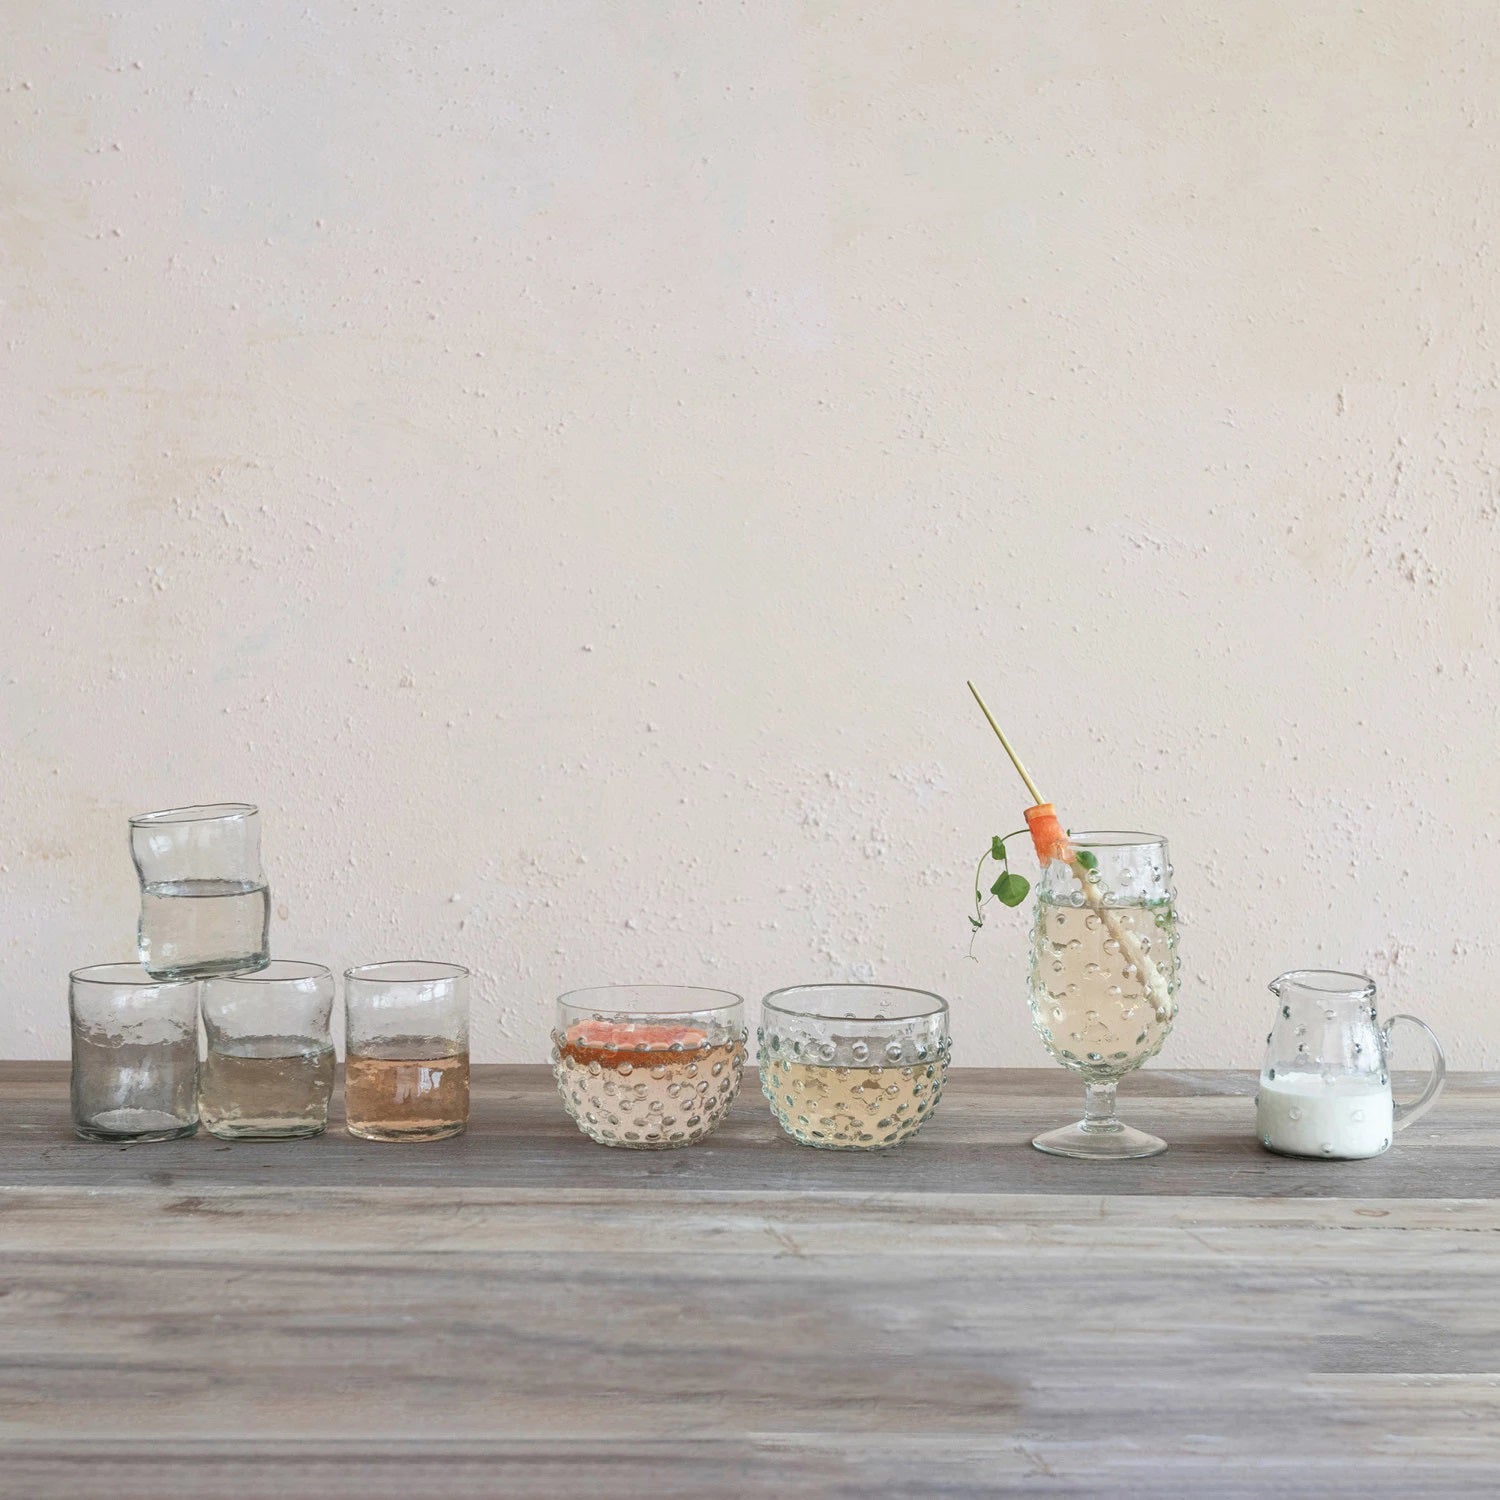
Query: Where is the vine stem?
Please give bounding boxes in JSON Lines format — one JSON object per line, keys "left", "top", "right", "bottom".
{"left": 972, "top": 829, "right": 1032, "bottom": 911}
{"left": 972, "top": 849, "right": 991, "bottom": 909}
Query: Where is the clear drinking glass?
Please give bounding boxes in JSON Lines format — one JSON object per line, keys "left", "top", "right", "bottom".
{"left": 199, "top": 961, "right": 336, "bottom": 1139}
{"left": 552, "top": 986, "right": 746, "bottom": 1148}
{"left": 130, "top": 803, "right": 270, "bottom": 979}
{"left": 1027, "top": 832, "right": 1180, "bottom": 1159}
{"left": 70, "top": 964, "right": 200, "bottom": 1141}
{"left": 1257, "top": 969, "right": 1445, "bottom": 1159}
{"left": 344, "top": 961, "right": 470, "bottom": 1142}
{"left": 759, "top": 984, "right": 950, "bottom": 1150}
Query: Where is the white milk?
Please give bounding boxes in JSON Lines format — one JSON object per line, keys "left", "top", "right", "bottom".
{"left": 1256, "top": 1073, "right": 1393, "bottom": 1159}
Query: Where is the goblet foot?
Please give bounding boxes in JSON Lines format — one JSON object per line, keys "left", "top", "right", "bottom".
{"left": 1032, "top": 1117, "right": 1166, "bottom": 1160}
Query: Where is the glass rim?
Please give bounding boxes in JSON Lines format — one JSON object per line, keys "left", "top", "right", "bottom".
{"left": 1272, "top": 968, "right": 1376, "bottom": 998}
{"left": 130, "top": 802, "right": 258, "bottom": 827}
{"left": 1066, "top": 830, "right": 1167, "bottom": 848}
{"left": 209, "top": 959, "right": 332, "bottom": 986}
{"left": 344, "top": 959, "right": 469, "bottom": 984}
{"left": 70, "top": 962, "right": 195, "bottom": 987}
{"left": 762, "top": 983, "right": 949, "bottom": 1021}
{"left": 556, "top": 984, "right": 744, "bottom": 1018}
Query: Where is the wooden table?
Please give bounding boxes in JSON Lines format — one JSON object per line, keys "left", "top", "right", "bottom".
{"left": 3, "top": 1064, "right": 1498, "bottom": 1498}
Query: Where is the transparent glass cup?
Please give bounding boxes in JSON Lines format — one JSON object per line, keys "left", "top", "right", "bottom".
{"left": 552, "top": 986, "right": 746, "bottom": 1148}
{"left": 759, "top": 984, "right": 950, "bottom": 1150}
{"left": 1027, "top": 832, "right": 1180, "bottom": 1160}
{"left": 130, "top": 803, "right": 270, "bottom": 979}
{"left": 1257, "top": 969, "right": 1445, "bottom": 1159}
{"left": 70, "top": 964, "right": 200, "bottom": 1141}
{"left": 344, "top": 961, "right": 470, "bottom": 1142}
{"left": 199, "top": 961, "right": 336, "bottom": 1140}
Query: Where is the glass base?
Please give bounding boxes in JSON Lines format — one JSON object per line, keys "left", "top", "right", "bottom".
{"left": 75, "top": 1118, "right": 198, "bottom": 1144}
{"left": 205, "top": 1122, "right": 327, "bottom": 1141}
{"left": 1032, "top": 1118, "right": 1167, "bottom": 1160}
{"left": 775, "top": 1124, "right": 932, "bottom": 1151}
{"left": 142, "top": 951, "right": 270, "bottom": 981}
{"left": 580, "top": 1136, "right": 702, "bottom": 1150}
{"left": 570, "top": 1121, "right": 726, "bottom": 1149}
{"left": 347, "top": 1121, "right": 466, "bottom": 1142}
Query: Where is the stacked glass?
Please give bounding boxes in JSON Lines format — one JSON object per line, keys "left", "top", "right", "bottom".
{"left": 70, "top": 801, "right": 274, "bottom": 1143}
{"left": 69, "top": 801, "right": 469, "bottom": 1144}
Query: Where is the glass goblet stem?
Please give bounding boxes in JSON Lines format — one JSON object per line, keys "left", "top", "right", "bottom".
{"left": 1082, "top": 1080, "right": 1122, "bottom": 1135}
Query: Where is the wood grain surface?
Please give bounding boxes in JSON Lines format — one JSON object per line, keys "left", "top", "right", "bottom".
{"left": 3, "top": 1064, "right": 1498, "bottom": 1498}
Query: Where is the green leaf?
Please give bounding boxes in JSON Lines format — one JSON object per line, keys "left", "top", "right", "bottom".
{"left": 1076, "top": 850, "right": 1098, "bottom": 872}
{"left": 991, "top": 871, "right": 1031, "bottom": 907}
{"left": 990, "top": 836, "right": 1006, "bottom": 861}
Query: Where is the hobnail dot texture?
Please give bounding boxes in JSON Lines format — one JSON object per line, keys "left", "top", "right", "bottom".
{"left": 552, "top": 1031, "right": 747, "bottom": 1149}
{"left": 757, "top": 1029, "right": 951, "bottom": 1150}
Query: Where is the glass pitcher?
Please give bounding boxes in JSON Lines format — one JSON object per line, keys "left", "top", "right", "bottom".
{"left": 1257, "top": 970, "right": 1444, "bottom": 1159}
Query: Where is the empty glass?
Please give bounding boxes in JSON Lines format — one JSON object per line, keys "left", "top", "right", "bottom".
{"left": 199, "top": 961, "right": 336, "bottom": 1139}
{"left": 344, "top": 961, "right": 470, "bottom": 1141}
{"left": 759, "top": 984, "right": 950, "bottom": 1150}
{"left": 130, "top": 803, "right": 270, "bottom": 979}
{"left": 1257, "top": 969, "right": 1445, "bottom": 1159}
{"left": 552, "top": 986, "right": 746, "bottom": 1148}
{"left": 70, "top": 964, "right": 200, "bottom": 1141}
{"left": 1027, "top": 832, "right": 1180, "bottom": 1159}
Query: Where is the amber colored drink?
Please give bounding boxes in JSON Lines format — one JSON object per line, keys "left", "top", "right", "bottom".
{"left": 344, "top": 1039, "right": 469, "bottom": 1141}
{"left": 760, "top": 1057, "right": 945, "bottom": 1149}
{"left": 553, "top": 1021, "right": 744, "bottom": 1148}
{"left": 199, "top": 1037, "right": 335, "bottom": 1139}
{"left": 1028, "top": 896, "right": 1177, "bottom": 1079}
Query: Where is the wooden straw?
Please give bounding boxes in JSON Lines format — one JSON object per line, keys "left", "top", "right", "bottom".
{"left": 967, "top": 682, "right": 1174, "bottom": 1022}
{"left": 966, "top": 681, "right": 1044, "bottom": 804}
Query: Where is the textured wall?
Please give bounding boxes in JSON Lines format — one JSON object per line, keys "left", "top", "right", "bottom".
{"left": 3, "top": 2, "right": 1497, "bottom": 1067}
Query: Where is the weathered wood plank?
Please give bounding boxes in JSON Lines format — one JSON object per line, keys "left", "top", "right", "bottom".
{"left": 2, "top": 1437, "right": 1498, "bottom": 1500}
{"left": 2, "top": 1065, "right": 1497, "bottom": 1498}
{"left": 2, "top": 1064, "right": 1491, "bottom": 1199}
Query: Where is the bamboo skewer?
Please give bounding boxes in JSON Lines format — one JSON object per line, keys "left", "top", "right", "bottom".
{"left": 966, "top": 682, "right": 1044, "bottom": 805}
{"left": 966, "top": 682, "right": 1175, "bottom": 1023}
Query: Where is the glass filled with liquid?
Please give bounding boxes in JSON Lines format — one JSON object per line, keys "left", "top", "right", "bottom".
{"left": 759, "top": 984, "right": 950, "bottom": 1150}
{"left": 553, "top": 986, "right": 746, "bottom": 1148}
{"left": 70, "top": 964, "right": 200, "bottom": 1142}
{"left": 344, "top": 961, "right": 470, "bottom": 1142}
{"left": 1027, "top": 832, "right": 1180, "bottom": 1159}
{"left": 200, "top": 960, "right": 336, "bottom": 1139}
{"left": 130, "top": 803, "right": 270, "bottom": 979}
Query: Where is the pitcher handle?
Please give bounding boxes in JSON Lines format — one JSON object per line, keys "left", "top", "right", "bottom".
{"left": 1381, "top": 1014, "right": 1446, "bottom": 1131}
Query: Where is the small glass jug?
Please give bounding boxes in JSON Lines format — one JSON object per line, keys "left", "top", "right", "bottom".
{"left": 1257, "top": 969, "right": 1444, "bottom": 1159}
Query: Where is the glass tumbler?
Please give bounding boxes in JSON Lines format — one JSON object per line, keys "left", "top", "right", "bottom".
{"left": 200, "top": 961, "right": 337, "bottom": 1139}
{"left": 759, "top": 984, "right": 950, "bottom": 1150}
{"left": 344, "top": 961, "right": 470, "bottom": 1141}
{"left": 70, "top": 964, "right": 200, "bottom": 1141}
{"left": 552, "top": 986, "right": 746, "bottom": 1148}
{"left": 130, "top": 803, "right": 270, "bottom": 979}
